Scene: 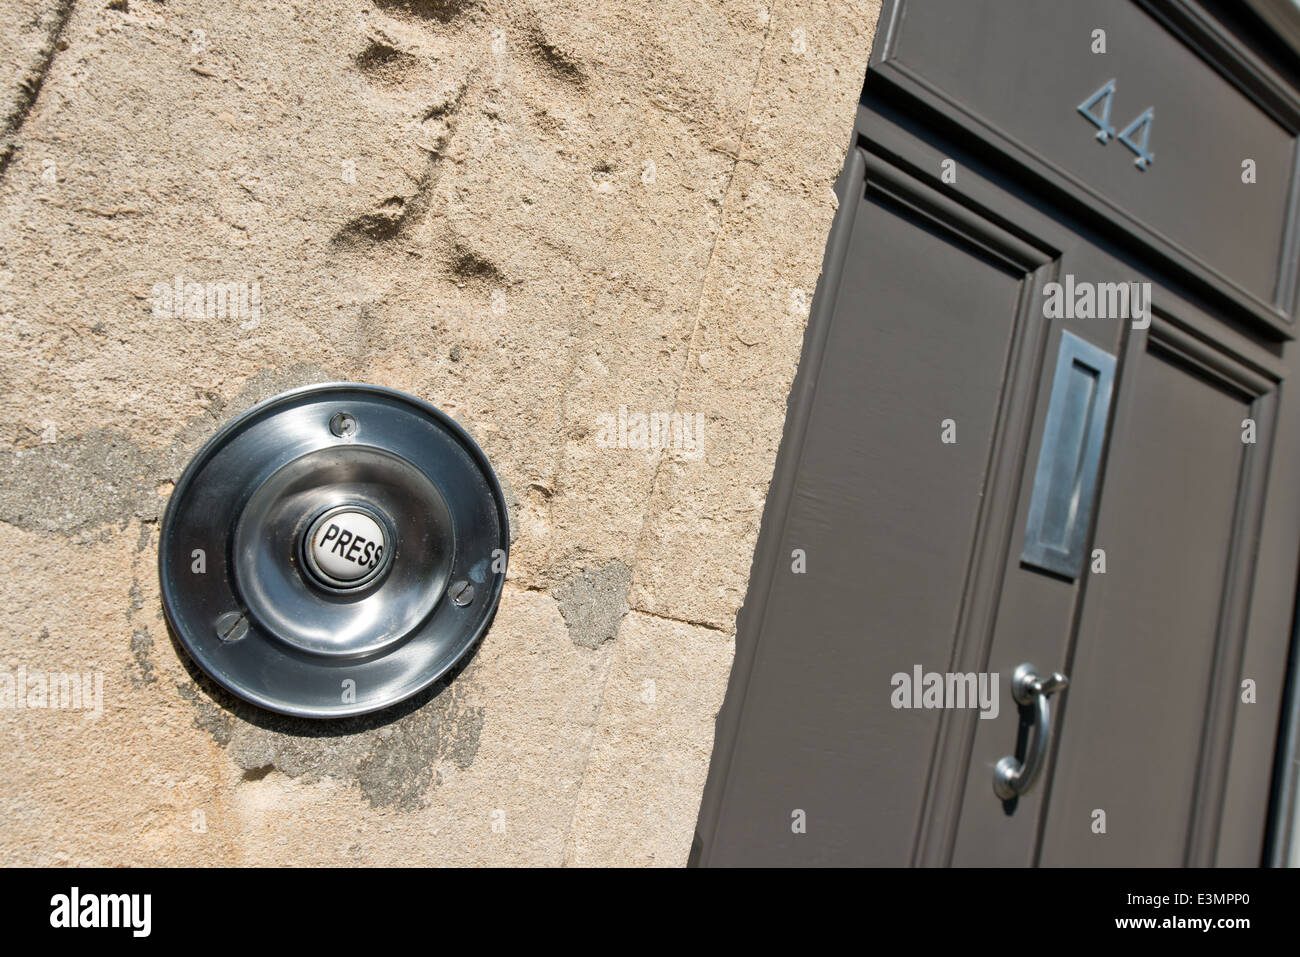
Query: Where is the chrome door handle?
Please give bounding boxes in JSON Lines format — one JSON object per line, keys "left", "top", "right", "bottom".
{"left": 993, "top": 663, "right": 1069, "bottom": 800}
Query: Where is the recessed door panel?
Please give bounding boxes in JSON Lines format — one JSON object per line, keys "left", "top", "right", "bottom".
{"left": 1039, "top": 338, "right": 1262, "bottom": 865}
{"left": 881, "top": 0, "right": 1299, "bottom": 313}
{"left": 703, "top": 157, "right": 1030, "bottom": 865}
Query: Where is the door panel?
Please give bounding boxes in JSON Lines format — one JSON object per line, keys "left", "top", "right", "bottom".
{"left": 1039, "top": 339, "right": 1255, "bottom": 865}
{"left": 703, "top": 153, "right": 1036, "bottom": 865}
{"left": 872, "top": 0, "right": 1300, "bottom": 334}
{"left": 883, "top": 0, "right": 1296, "bottom": 306}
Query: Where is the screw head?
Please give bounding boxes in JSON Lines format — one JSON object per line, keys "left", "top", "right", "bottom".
{"left": 329, "top": 412, "right": 357, "bottom": 438}
{"left": 449, "top": 580, "right": 474, "bottom": 606}
{"left": 215, "top": 611, "right": 249, "bottom": 642}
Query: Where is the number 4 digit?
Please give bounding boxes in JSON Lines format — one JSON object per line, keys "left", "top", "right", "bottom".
{"left": 1077, "top": 80, "right": 1117, "bottom": 143}
{"left": 1118, "top": 108, "right": 1155, "bottom": 170}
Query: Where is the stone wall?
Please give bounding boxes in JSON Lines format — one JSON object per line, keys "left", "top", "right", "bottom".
{"left": 0, "top": 0, "right": 880, "bottom": 866}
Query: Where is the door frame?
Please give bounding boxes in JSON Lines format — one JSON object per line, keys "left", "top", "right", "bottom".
{"left": 692, "top": 0, "right": 1300, "bottom": 867}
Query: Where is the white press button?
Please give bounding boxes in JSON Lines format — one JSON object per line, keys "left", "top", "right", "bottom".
{"left": 304, "top": 506, "right": 390, "bottom": 588}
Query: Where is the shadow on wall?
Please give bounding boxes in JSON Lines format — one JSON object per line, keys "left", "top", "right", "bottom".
{"left": 166, "top": 612, "right": 488, "bottom": 812}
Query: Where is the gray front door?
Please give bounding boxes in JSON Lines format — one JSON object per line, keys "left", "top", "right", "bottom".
{"left": 693, "top": 0, "right": 1300, "bottom": 866}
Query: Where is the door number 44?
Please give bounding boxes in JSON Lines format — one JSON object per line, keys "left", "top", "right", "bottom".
{"left": 1077, "top": 79, "right": 1155, "bottom": 171}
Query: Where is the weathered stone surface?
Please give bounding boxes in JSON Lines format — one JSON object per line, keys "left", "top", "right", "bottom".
{"left": 630, "top": 2, "right": 884, "bottom": 631}
{"left": 565, "top": 610, "right": 733, "bottom": 866}
{"left": 0, "top": 1, "right": 72, "bottom": 176}
{"left": 0, "top": 0, "right": 881, "bottom": 865}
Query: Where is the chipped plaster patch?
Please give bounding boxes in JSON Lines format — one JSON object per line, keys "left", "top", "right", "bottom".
{"left": 179, "top": 658, "right": 485, "bottom": 811}
{"left": 555, "top": 560, "right": 631, "bottom": 648}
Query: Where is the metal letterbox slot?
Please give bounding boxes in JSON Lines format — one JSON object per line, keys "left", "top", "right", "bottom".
{"left": 1021, "top": 332, "right": 1116, "bottom": 580}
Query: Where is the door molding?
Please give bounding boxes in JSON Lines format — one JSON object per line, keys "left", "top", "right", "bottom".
{"left": 870, "top": 0, "right": 1300, "bottom": 339}
{"left": 689, "top": 146, "right": 871, "bottom": 867}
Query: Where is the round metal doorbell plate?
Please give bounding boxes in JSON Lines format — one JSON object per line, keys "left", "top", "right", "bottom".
{"left": 159, "top": 383, "right": 509, "bottom": 718}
